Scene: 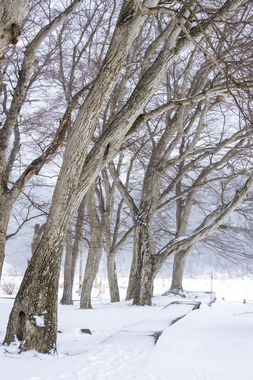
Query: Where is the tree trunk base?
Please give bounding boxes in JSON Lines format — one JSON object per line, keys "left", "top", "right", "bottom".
{"left": 80, "top": 300, "right": 92, "bottom": 309}
{"left": 60, "top": 297, "right": 73, "bottom": 305}
{"left": 163, "top": 288, "right": 187, "bottom": 298}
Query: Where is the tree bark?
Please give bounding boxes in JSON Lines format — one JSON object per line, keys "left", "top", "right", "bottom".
{"left": 60, "top": 225, "right": 73, "bottom": 305}
{"left": 169, "top": 249, "right": 191, "bottom": 295}
{"left": 80, "top": 186, "right": 104, "bottom": 309}
{"left": 79, "top": 239, "right": 103, "bottom": 309}
{"left": 60, "top": 197, "right": 86, "bottom": 305}
{"left": 132, "top": 220, "right": 157, "bottom": 306}
{"left": 31, "top": 224, "right": 45, "bottom": 256}
{"left": 0, "top": 0, "right": 29, "bottom": 59}
{"left": 3, "top": 235, "right": 63, "bottom": 353}
{"left": 168, "top": 182, "right": 197, "bottom": 295}
{"left": 125, "top": 236, "right": 138, "bottom": 301}
{"left": 107, "top": 254, "right": 120, "bottom": 303}
{"left": 69, "top": 197, "right": 86, "bottom": 299}
{"left": 0, "top": 195, "right": 10, "bottom": 280}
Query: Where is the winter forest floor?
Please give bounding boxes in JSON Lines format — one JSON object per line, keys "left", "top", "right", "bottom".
{"left": 0, "top": 276, "right": 253, "bottom": 380}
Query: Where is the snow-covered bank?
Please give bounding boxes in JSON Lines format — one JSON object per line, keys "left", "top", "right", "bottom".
{"left": 147, "top": 299, "right": 253, "bottom": 380}
{"left": 0, "top": 277, "right": 252, "bottom": 380}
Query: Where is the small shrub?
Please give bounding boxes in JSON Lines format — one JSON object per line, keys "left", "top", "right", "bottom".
{"left": 1, "top": 279, "right": 17, "bottom": 295}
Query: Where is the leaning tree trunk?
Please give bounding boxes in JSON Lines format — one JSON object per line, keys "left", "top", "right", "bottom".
{"left": 60, "top": 225, "right": 73, "bottom": 305}
{"left": 3, "top": 2, "right": 150, "bottom": 353}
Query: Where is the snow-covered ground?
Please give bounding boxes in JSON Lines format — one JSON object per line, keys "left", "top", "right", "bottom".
{"left": 0, "top": 276, "right": 253, "bottom": 380}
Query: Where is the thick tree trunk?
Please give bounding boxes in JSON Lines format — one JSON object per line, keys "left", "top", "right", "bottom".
{"left": 168, "top": 249, "right": 190, "bottom": 295}
{"left": 0, "top": 0, "right": 29, "bottom": 59}
{"left": 60, "top": 225, "right": 73, "bottom": 305}
{"left": 79, "top": 240, "right": 103, "bottom": 309}
{"left": 134, "top": 262, "right": 156, "bottom": 306}
{"left": 126, "top": 154, "right": 161, "bottom": 305}
{"left": 79, "top": 226, "right": 104, "bottom": 309}
{"left": 3, "top": 2, "right": 150, "bottom": 352}
{"left": 132, "top": 221, "right": 157, "bottom": 306}
{"left": 167, "top": 181, "right": 197, "bottom": 295}
{"left": 3, "top": 236, "right": 64, "bottom": 353}
{"left": 107, "top": 254, "right": 120, "bottom": 303}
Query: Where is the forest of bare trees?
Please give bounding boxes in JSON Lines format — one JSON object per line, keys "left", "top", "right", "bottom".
{"left": 1, "top": 0, "right": 253, "bottom": 354}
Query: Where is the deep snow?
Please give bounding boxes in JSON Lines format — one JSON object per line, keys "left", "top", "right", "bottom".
{"left": 0, "top": 276, "right": 252, "bottom": 380}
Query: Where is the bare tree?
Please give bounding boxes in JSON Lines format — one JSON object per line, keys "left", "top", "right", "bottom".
{"left": 102, "top": 161, "right": 134, "bottom": 303}
{"left": 79, "top": 168, "right": 133, "bottom": 307}
{"left": 3, "top": 0, "right": 248, "bottom": 353}
{"left": 0, "top": 0, "right": 88, "bottom": 280}
{"left": 106, "top": 8, "right": 253, "bottom": 304}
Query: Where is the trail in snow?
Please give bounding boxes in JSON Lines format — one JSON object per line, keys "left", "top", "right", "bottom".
{"left": 0, "top": 277, "right": 252, "bottom": 380}
{"left": 30, "top": 295, "right": 209, "bottom": 380}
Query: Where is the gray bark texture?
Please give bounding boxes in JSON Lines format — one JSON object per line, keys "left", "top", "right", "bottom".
{"left": 3, "top": 236, "right": 63, "bottom": 353}
{"left": 0, "top": 0, "right": 29, "bottom": 59}
{"left": 132, "top": 221, "right": 156, "bottom": 306}
{"left": 0, "top": 194, "right": 11, "bottom": 280}
{"left": 169, "top": 249, "right": 190, "bottom": 294}
{"left": 31, "top": 224, "right": 46, "bottom": 256}
{"left": 107, "top": 256, "right": 120, "bottom": 303}
{"left": 60, "top": 225, "right": 73, "bottom": 305}
{"left": 168, "top": 172, "right": 197, "bottom": 294}
{"left": 80, "top": 186, "right": 105, "bottom": 309}
{"left": 60, "top": 197, "right": 86, "bottom": 305}
{"left": 103, "top": 163, "right": 133, "bottom": 303}
{"left": 4, "top": 0, "right": 150, "bottom": 351}
{"left": 106, "top": 220, "right": 133, "bottom": 303}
